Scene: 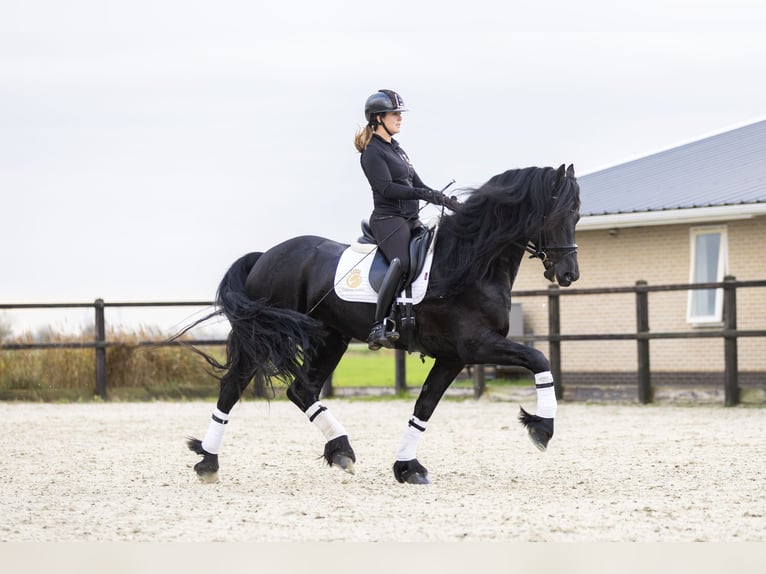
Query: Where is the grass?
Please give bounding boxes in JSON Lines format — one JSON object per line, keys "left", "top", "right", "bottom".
{"left": 0, "top": 330, "right": 530, "bottom": 401}
{"left": 332, "top": 344, "right": 531, "bottom": 389}
{"left": 332, "top": 345, "right": 434, "bottom": 387}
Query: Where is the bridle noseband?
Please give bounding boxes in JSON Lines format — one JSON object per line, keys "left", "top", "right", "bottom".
{"left": 518, "top": 236, "right": 578, "bottom": 272}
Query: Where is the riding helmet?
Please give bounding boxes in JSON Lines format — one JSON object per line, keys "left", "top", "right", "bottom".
{"left": 364, "top": 89, "right": 409, "bottom": 123}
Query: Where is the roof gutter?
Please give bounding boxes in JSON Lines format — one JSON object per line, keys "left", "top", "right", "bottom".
{"left": 578, "top": 203, "right": 766, "bottom": 231}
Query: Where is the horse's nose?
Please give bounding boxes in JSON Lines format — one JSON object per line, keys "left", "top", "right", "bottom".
{"left": 560, "top": 272, "right": 578, "bottom": 286}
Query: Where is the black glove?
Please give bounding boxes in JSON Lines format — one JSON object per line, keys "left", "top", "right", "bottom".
{"left": 443, "top": 195, "right": 461, "bottom": 211}
{"left": 417, "top": 189, "right": 461, "bottom": 211}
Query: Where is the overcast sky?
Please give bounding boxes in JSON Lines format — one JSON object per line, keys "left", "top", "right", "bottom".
{"left": 1, "top": 0, "right": 765, "bottom": 333}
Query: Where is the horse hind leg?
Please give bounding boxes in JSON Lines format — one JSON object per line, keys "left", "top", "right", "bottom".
{"left": 285, "top": 392, "right": 356, "bottom": 474}
{"left": 187, "top": 436, "right": 220, "bottom": 482}
{"left": 286, "top": 332, "right": 355, "bottom": 473}
{"left": 305, "top": 401, "right": 356, "bottom": 474}
{"left": 188, "top": 357, "right": 257, "bottom": 481}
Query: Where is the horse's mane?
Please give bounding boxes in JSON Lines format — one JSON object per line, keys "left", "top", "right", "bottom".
{"left": 433, "top": 165, "right": 579, "bottom": 296}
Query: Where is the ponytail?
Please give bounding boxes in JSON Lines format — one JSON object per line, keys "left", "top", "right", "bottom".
{"left": 354, "top": 124, "right": 375, "bottom": 153}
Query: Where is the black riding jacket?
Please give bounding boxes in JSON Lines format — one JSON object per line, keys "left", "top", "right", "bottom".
{"left": 361, "top": 134, "right": 431, "bottom": 221}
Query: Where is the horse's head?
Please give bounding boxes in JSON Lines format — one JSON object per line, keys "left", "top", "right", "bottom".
{"left": 537, "top": 164, "right": 580, "bottom": 287}
{"left": 431, "top": 163, "right": 581, "bottom": 296}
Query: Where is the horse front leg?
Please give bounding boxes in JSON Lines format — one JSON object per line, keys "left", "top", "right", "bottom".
{"left": 465, "top": 333, "right": 557, "bottom": 451}
{"left": 392, "top": 358, "right": 465, "bottom": 485}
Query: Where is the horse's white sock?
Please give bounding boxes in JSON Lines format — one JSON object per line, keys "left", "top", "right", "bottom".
{"left": 535, "top": 371, "right": 557, "bottom": 418}
{"left": 201, "top": 408, "right": 229, "bottom": 455}
{"left": 396, "top": 416, "right": 428, "bottom": 461}
{"left": 306, "top": 401, "right": 346, "bottom": 441}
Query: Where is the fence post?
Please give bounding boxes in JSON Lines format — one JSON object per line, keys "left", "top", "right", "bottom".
{"left": 395, "top": 349, "right": 407, "bottom": 394}
{"left": 472, "top": 365, "right": 486, "bottom": 399}
{"left": 723, "top": 275, "right": 739, "bottom": 406}
{"left": 547, "top": 284, "right": 562, "bottom": 399}
{"left": 251, "top": 376, "right": 267, "bottom": 398}
{"left": 635, "top": 280, "right": 651, "bottom": 404}
{"left": 94, "top": 299, "right": 107, "bottom": 400}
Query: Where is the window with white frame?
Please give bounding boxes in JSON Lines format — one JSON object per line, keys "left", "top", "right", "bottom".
{"left": 687, "top": 225, "right": 728, "bottom": 324}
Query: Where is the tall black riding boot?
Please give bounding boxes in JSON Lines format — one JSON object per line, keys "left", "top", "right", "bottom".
{"left": 367, "top": 258, "right": 404, "bottom": 351}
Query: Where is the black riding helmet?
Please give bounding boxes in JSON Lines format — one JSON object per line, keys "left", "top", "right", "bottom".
{"left": 364, "top": 89, "right": 409, "bottom": 126}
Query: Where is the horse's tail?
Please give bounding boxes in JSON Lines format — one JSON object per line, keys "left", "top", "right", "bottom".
{"left": 171, "top": 251, "right": 327, "bottom": 385}
{"left": 215, "top": 251, "right": 328, "bottom": 385}
{"left": 214, "top": 251, "right": 264, "bottom": 325}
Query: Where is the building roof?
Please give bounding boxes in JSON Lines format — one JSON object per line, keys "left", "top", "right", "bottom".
{"left": 578, "top": 119, "right": 766, "bottom": 217}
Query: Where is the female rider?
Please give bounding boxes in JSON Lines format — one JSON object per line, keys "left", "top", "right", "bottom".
{"left": 354, "top": 89, "right": 459, "bottom": 350}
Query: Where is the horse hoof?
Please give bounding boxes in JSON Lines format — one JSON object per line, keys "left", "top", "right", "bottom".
{"left": 527, "top": 427, "right": 550, "bottom": 452}
{"left": 187, "top": 436, "right": 220, "bottom": 477}
{"left": 517, "top": 407, "right": 554, "bottom": 451}
{"left": 393, "top": 459, "right": 430, "bottom": 485}
{"left": 324, "top": 435, "right": 357, "bottom": 473}
{"left": 405, "top": 472, "right": 430, "bottom": 485}
{"left": 195, "top": 466, "right": 220, "bottom": 483}
{"left": 331, "top": 454, "right": 356, "bottom": 475}
{"left": 193, "top": 458, "right": 220, "bottom": 475}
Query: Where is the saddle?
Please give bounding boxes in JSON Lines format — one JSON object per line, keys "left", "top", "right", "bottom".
{"left": 357, "top": 220, "right": 435, "bottom": 293}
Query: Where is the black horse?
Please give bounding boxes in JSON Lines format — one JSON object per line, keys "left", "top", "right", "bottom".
{"left": 184, "top": 164, "right": 580, "bottom": 484}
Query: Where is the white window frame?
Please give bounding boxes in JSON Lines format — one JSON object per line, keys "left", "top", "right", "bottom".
{"left": 686, "top": 225, "right": 728, "bottom": 325}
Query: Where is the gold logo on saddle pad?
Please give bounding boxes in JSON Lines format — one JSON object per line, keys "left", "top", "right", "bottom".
{"left": 346, "top": 269, "right": 362, "bottom": 289}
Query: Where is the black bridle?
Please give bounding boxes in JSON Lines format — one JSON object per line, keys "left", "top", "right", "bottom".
{"left": 520, "top": 185, "right": 579, "bottom": 272}
{"left": 519, "top": 236, "right": 577, "bottom": 284}
{"left": 519, "top": 236, "right": 579, "bottom": 271}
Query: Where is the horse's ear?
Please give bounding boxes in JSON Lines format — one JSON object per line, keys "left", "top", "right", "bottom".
{"left": 566, "top": 164, "right": 575, "bottom": 177}
{"left": 555, "top": 164, "right": 566, "bottom": 186}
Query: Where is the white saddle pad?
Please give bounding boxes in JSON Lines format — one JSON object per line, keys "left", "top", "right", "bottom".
{"left": 333, "top": 242, "right": 435, "bottom": 305}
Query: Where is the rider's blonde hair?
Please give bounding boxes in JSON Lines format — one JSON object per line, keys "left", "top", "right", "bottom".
{"left": 354, "top": 124, "right": 375, "bottom": 153}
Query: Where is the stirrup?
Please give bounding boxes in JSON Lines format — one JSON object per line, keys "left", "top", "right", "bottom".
{"left": 367, "top": 318, "right": 399, "bottom": 351}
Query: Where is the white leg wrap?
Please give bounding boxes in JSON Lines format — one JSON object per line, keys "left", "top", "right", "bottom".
{"left": 535, "top": 371, "right": 557, "bottom": 418}
{"left": 395, "top": 416, "right": 428, "bottom": 461}
{"left": 201, "top": 408, "right": 229, "bottom": 455}
{"left": 306, "top": 401, "right": 346, "bottom": 441}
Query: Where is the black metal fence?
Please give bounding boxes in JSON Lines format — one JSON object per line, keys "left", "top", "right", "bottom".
{"left": 2, "top": 276, "right": 765, "bottom": 405}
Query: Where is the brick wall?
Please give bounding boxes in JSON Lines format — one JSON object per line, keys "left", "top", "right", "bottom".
{"left": 511, "top": 216, "right": 766, "bottom": 376}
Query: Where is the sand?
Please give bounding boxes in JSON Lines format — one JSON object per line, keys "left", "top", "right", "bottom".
{"left": 1, "top": 398, "right": 765, "bottom": 542}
